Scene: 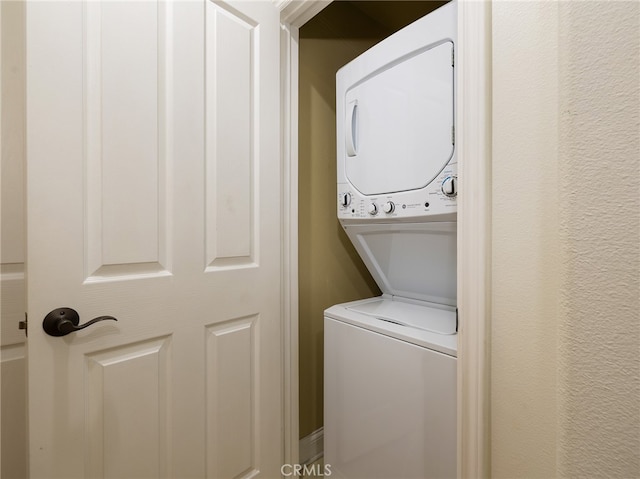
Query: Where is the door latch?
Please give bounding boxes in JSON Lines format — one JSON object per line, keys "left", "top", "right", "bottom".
{"left": 19, "top": 313, "right": 27, "bottom": 337}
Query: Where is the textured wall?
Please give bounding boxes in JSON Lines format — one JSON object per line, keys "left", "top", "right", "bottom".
{"left": 492, "top": 2, "right": 640, "bottom": 477}
{"left": 557, "top": 2, "right": 640, "bottom": 476}
{"left": 491, "top": 2, "right": 561, "bottom": 477}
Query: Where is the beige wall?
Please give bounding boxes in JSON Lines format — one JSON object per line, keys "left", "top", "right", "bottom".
{"left": 492, "top": 2, "right": 639, "bottom": 477}
{"left": 298, "top": 6, "right": 384, "bottom": 439}
{"left": 492, "top": 2, "right": 561, "bottom": 476}
{"left": 556, "top": 2, "right": 639, "bottom": 475}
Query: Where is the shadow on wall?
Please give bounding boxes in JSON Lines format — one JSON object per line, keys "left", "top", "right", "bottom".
{"left": 298, "top": 2, "right": 385, "bottom": 441}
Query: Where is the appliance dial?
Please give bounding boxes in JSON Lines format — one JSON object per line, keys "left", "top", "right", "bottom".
{"left": 441, "top": 176, "right": 458, "bottom": 197}
{"left": 340, "top": 192, "right": 351, "bottom": 208}
{"left": 368, "top": 203, "right": 378, "bottom": 216}
{"left": 383, "top": 201, "right": 395, "bottom": 214}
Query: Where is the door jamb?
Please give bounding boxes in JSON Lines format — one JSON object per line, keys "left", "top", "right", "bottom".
{"left": 277, "top": 1, "right": 492, "bottom": 476}
{"left": 278, "top": 0, "right": 332, "bottom": 466}
{"left": 455, "top": 2, "right": 492, "bottom": 477}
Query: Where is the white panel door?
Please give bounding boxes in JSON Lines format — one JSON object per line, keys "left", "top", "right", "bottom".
{"left": 25, "top": 1, "right": 282, "bottom": 478}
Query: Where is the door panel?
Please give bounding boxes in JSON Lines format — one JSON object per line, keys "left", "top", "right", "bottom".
{"left": 26, "top": 1, "right": 282, "bottom": 477}
{"left": 205, "top": 2, "right": 256, "bottom": 267}
{"left": 86, "top": 336, "right": 171, "bottom": 478}
{"left": 205, "top": 316, "right": 257, "bottom": 478}
{"left": 84, "top": 0, "right": 171, "bottom": 278}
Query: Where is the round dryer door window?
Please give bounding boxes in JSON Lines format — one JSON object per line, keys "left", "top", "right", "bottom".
{"left": 344, "top": 41, "right": 454, "bottom": 196}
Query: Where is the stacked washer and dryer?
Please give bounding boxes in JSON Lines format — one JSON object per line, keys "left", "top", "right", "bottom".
{"left": 324, "top": 2, "right": 458, "bottom": 478}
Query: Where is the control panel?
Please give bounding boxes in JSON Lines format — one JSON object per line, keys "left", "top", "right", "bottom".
{"left": 338, "top": 164, "right": 457, "bottom": 221}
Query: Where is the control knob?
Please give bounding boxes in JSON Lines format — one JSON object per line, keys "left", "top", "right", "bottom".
{"left": 340, "top": 192, "right": 351, "bottom": 208}
{"left": 368, "top": 203, "right": 378, "bottom": 216}
{"left": 382, "top": 201, "right": 395, "bottom": 214}
{"left": 441, "top": 176, "right": 458, "bottom": 198}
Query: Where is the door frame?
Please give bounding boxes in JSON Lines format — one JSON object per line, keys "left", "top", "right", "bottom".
{"left": 277, "top": 0, "right": 332, "bottom": 466}
{"left": 277, "top": 1, "right": 492, "bottom": 476}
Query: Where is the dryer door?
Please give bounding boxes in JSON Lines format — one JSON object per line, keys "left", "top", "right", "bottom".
{"left": 344, "top": 41, "right": 454, "bottom": 196}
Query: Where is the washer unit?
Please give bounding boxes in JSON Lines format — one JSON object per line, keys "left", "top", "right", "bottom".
{"left": 324, "top": 309, "right": 456, "bottom": 478}
{"left": 324, "top": 3, "right": 458, "bottom": 478}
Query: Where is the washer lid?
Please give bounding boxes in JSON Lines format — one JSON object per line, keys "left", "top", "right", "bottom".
{"left": 325, "top": 299, "right": 458, "bottom": 356}
{"left": 342, "top": 222, "right": 457, "bottom": 306}
{"left": 344, "top": 41, "right": 454, "bottom": 196}
{"left": 346, "top": 298, "right": 456, "bottom": 335}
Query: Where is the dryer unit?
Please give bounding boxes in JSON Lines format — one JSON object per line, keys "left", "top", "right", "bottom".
{"left": 336, "top": 1, "right": 457, "bottom": 223}
{"left": 325, "top": 2, "right": 458, "bottom": 478}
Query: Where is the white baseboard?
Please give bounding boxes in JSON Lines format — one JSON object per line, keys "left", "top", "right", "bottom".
{"left": 299, "top": 427, "right": 324, "bottom": 465}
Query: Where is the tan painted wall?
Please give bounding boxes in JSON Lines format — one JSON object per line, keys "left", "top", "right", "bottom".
{"left": 297, "top": 1, "right": 447, "bottom": 441}
{"left": 298, "top": 6, "right": 384, "bottom": 439}
{"left": 492, "top": 2, "right": 639, "bottom": 477}
{"left": 0, "top": 1, "right": 27, "bottom": 477}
